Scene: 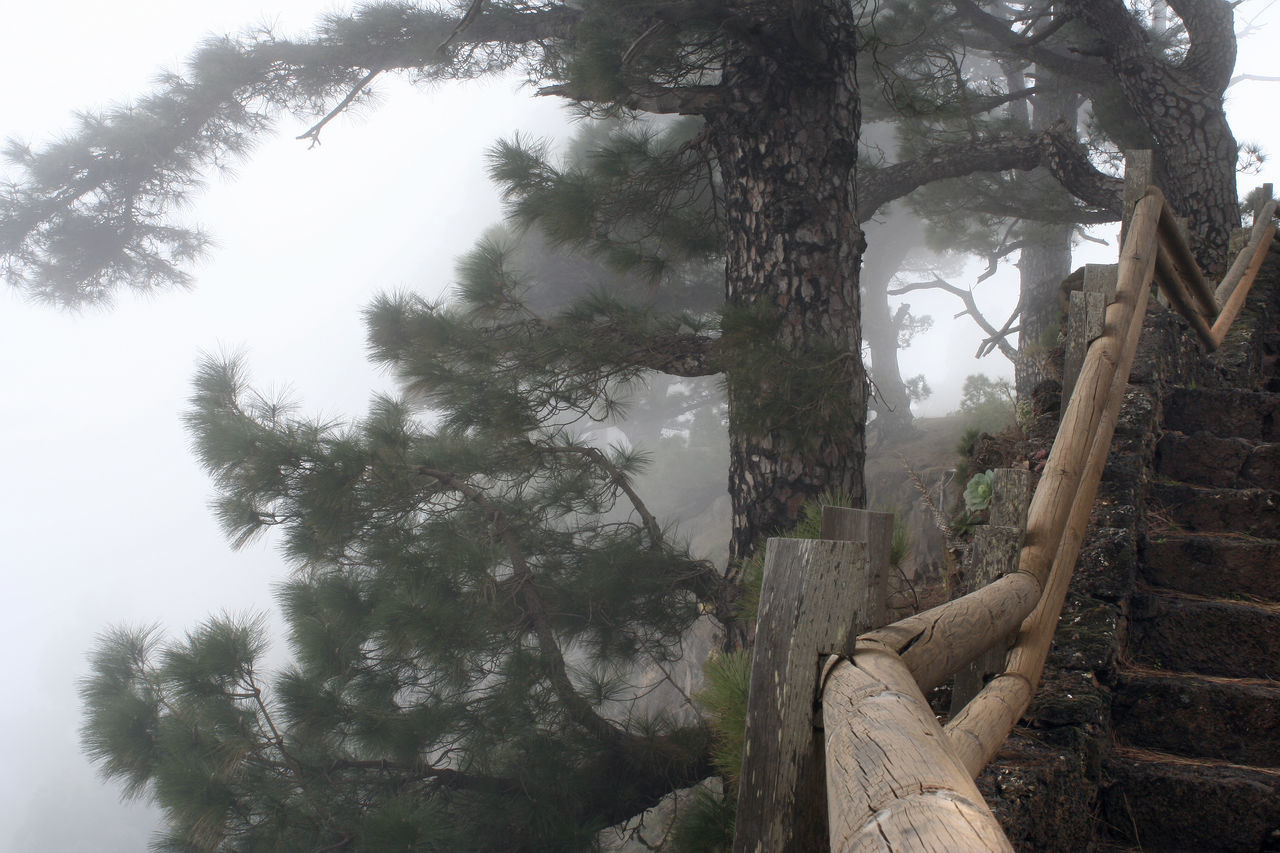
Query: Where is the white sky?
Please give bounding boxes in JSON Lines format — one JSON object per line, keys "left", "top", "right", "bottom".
{"left": 1, "top": 2, "right": 1277, "bottom": 849}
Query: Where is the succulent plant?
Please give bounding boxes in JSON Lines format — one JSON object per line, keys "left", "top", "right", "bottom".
{"left": 964, "top": 469, "right": 996, "bottom": 512}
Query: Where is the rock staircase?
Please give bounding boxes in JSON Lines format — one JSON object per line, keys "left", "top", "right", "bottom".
{"left": 977, "top": 246, "right": 1280, "bottom": 852}
{"left": 1097, "top": 380, "right": 1280, "bottom": 852}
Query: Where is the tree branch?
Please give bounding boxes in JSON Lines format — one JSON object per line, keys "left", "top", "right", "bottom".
{"left": 1230, "top": 73, "right": 1280, "bottom": 88}
{"left": 888, "top": 276, "right": 1020, "bottom": 362}
{"left": 296, "top": 68, "right": 382, "bottom": 147}
{"left": 857, "top": 128, "right": 1122, "bottom": 223}
{"left": 950, "top": 0, "right": 1112, "bottom": 84}
{"left": 537, "top": 82, "right": 723, "bottom": 115}
{"left": 327, "top": 758, "right": 520, "bottom": 795}
{"left": 1164, "top": 0, "right": 1237, "bottom": 91}
{"left": 539, "top": 444, "right": 665, "bottom": 549}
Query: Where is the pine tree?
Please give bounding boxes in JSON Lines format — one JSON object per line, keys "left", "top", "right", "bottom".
{"left": 877, "top": 1, "right": 1242, "bottom": 395}
{"left": 20, "top": 2, "right": 1246, "bottom": 847}
{"left": 2, "top": 0, "right": 1240, "bottom": 553}
{"left": 83, "top": 342, "right": 725, "bottom": 850}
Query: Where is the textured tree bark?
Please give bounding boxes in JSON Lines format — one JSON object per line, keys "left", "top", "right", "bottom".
{"left": 1064, "top": 0, "right": 1239, "bottom": 271}
{"left": 709, "top": 0, "right": 866, "bottom": 561}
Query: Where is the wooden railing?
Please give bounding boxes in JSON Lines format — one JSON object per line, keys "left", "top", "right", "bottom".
{"left": 732, "top": 156, "right": 1279, "bottom": 853}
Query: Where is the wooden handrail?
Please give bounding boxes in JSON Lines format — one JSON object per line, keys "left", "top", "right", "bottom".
{"left": 1156, "top": 206, "right": 1219, "bottom": 318}
{"left": 1217, "top": 195, "right": 1278, "bottom": 305}
{"left": 1212, "top": 199, "right": 1279, "bottom": 346}
{"left": 733, "top": 164, "right": 1278, "bottom": 852}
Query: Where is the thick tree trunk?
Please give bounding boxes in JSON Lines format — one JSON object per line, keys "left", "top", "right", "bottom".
{"left": 1067, "top": 0, "right": 1239, "bottom": 270}
{"left": 709, "top": 0, "right": 866, "bottom": 561}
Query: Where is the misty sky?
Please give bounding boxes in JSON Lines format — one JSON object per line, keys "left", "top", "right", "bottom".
{"left": 1, "top": 2, "right": 1278, "bottom": 850}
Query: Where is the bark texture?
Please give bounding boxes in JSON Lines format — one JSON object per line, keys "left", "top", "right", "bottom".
{"left": 709, "top": 0, "right": 866, "bottom": 560}
{"left": 1063, "top": 0, "right": 1239, "bottom": 270}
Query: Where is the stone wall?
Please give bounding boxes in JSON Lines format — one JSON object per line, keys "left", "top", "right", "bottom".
{"left": 977, "top": 243, "right": 1280, "bottom": 850}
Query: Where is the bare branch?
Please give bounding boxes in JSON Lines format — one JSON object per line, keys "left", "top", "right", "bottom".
{"left": 889, "top": 276, "right": 1020, "bottom": 362}
{"left": 436, "top": 0, "right": 485, "bottom": 52}
{"left": 622, "top": 20, "right": 676, "bottom": 66}
{"left": 297, "top": 68, "right": 382, "bottom": 148}
{"left": 1230, "top": 73, "right": 1280, "bottom": 87}
{"left": 950, "top": 0, "right": 1112, "bottom": 84}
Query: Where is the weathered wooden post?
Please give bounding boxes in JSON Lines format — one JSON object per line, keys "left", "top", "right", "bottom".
{"left": 949, "top": 468, "right": 1032, "bottom": 715}
{"left": 1122, "top": 150, "right": 1168, "bottom": 311}
{"left": 1062, "top": 264, "right": 1118, "bottom": 411}
{"left": 732, "top": 508, "right": 892, "bottom": 853}
{"left": 1121, "top": 151, "right": 1153, "bottom": 239}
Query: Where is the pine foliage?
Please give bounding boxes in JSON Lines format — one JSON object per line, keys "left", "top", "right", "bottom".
{"left": 83, "top": 289, "right": 730, "bottom": 848}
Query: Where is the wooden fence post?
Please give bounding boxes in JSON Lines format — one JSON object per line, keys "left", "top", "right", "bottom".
{"left": 1062, "top": 264, "right": 1117, "bottom": 411}
{"left": 733, "top": 509, "right": 893, "bottom": 853}
{"left": 1122, "top": 150, "right": 1154, "bottom": 240}
{"left": 1123, "top": 150, "right": 1166, "bottom": 309}
{"left": 950, "top": 469, "right": 1032, "bottom": 715}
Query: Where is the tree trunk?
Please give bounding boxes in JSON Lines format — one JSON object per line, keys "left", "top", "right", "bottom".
{"left": 861, "top": 205, "right": 925, "bottom": 435}
{"left": 709, "top": 0, "right": 866, "bottom": 562}
{"left": 1017, "top": 73, "right": 1078, "bottom": 400}
{"left": 1016, "top": 222, "right": 1073, "bottom": 399}
{"left": 1067, "top": 0, "right": 1239, "bottom": 270}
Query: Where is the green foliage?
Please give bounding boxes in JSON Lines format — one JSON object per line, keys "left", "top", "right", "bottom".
{"left": 83, "top": 335, "right": 727, "bottom": 850}
{"left": 669, "top": 786, "right": 736, "bottom": 853}
{"left": 963, "top": 469, "right": 996, "bottom": 512}
{"left": 957, "top": 373, "right": 1016, "bottom": 435}
{"left": 487, "top": 118, "right": 722, "bottom": 303}
{"left": 904, "top": 374, "right": 932, "bottom": 404}
{"left": 889, "top": 508, "right": 914, "bottom": 571}
{"left": 696, "top": 652, "right": 752, "bottom": 788}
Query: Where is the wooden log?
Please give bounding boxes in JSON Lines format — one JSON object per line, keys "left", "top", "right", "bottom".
{"left": 1011, "top": 189, "right": 1162, "bottom": 595}
{"left": 945, "top": 672, "right": 1035, "bottom": 777}
{"left": 947, "top": 192, "right": 1159, "bottom": 776}
{"left": 823, "top": 651, "right": 1014, "bottom": 852}
{"left": 1121, "top": 150, "right": 1154, "bottom": 246}
{"left": 860, "top": 570, "right": 1041, "bottom": 694}
{"left": 1157, "top": 206, "right": 1219, "bottom": 318}
{"left": 1211, "top": 216, "right": 1277, "bottom": 348}
{"left": 950, "top": 469, "right": 1031, "bottom": 715}
{"left": 733, "top": 533, "right": 875, "bottom": 853}
{"left": 1154, "top": 248, "right": 1218, "bottom": 349}
{"left": 1214, "top": 197, "right": 1278, "bottom": 308}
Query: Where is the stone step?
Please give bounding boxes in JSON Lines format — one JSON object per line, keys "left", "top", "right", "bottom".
{"left": 1155, "top": 430, "right": 1280, "bottom": 489}
{"left": 1162, "top": 386, "right": 1280, "bottom": 441}
{"left": 1141, "top": 533, "right": 1280, "bottom": 601}
{"left": 1150, "top": 482, "right": 1280, "bottom": 537}
{"left": 1127, "top": 590, "right": 1280, "bottom": 680}
{"left": 1099, "top": 747, "right": 1280, "bottom": 852}
{"left": 1112, "top": 669, "right": 1280, "bottom": 765}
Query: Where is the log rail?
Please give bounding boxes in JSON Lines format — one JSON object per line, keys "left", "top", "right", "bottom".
{"left": 732, "top": 157, "right": 1279, "bottom": 852}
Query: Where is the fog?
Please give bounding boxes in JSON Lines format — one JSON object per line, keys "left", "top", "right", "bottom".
{"left": 2, "top": 2, "right": 1278, "bottom": 849}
